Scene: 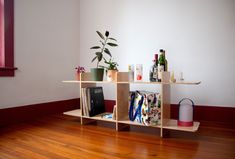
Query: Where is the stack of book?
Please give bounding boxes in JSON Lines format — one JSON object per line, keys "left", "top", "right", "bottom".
{"left": 81, "top": 87, "right": 105, "bottom": 117}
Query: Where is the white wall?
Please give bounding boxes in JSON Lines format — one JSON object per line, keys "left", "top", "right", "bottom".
{"left": 0, "top": 0, "right": 80, "bottom": 108}
{"left": 79, "top": 0, "right": 235, "bottom": 107}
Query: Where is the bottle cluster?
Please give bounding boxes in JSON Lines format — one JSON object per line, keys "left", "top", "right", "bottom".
{"left": 149, "top": 49, "right": 168, "bottom": 82}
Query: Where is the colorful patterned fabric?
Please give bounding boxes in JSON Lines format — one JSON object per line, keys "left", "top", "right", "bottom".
{"left": 129, "top": 91, "right": 161, "bottom": 126}
{"left": 128, "top": 91, "right": 143, "bottom": 123}
{"left": 141, "top": 91, "right": 161, "bottom": 126}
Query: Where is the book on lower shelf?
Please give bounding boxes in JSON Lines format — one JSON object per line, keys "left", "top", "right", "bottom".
{"left": 81, "top": 87, "right": 105, "bottom": 117}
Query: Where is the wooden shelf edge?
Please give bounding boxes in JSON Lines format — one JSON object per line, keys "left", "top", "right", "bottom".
{"left": 117, "top": 81, "right": 162, "bottom": 84}
{"left": 63, "top": 109, "right": 81, "bottom": 117}
{"left": 62, "top": 80, "right": 201, "bottom": 85}
{"left": 62, "top": 80, "right": 80, "bottom": 83}
{"left": 168, "top": 81, "right": 201, "bottom": 85}
{"left": 82, "top": 81, "right": 116, "bottom": 84}
{"left": 118, "top": 120, "right": 161, "bottom": 128}
{"left": 163, "top": 119, "right": 200, "bottom": 132}
{"left": 62, "top": 80, "right": 115, "bottom": 84}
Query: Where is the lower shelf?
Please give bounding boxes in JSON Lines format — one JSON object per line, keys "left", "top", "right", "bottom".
{"left": 63, "top": 109, "right": 116, "bottom": 123}
{"left": 82, "top": 112, "right": 116, "bottom": 123}
{"left": 118, "top": 119, "right": 161, "bottom": 128}
{"left": 63, "top": 109, "right": 81, "bottom": 117}
{"left": 163, "top": 119, "right": 200, "bottom": 132}
{"left": 63, "top": 110, "right": 200, "bottom": 132}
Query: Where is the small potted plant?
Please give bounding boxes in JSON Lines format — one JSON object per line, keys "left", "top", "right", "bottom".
{"left": 102, "top": 58, "right": 118, "bottom": 82}
{"left": 75, "top": 66, "right": 85, "bottom": 81}
{"left": 90, "top": 30, "right": 118, "bottom": 81}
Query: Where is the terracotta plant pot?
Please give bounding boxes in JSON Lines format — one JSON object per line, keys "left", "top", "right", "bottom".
{"left": 76, "top": 73, "right": 80, "bottom": 81}
{"left": 107, "top": 70, "right": 118, "bottom": 82}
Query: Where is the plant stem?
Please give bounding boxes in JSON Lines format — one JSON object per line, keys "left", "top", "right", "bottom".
{"left": 101, "top": 37, "right": 108, "bottom": 58}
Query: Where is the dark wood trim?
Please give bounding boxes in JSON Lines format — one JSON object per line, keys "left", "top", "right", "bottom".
{"left": 0, "top": 66, "right": 17, "bottom": 70}
{"left": 0, "top": 66, "right": 17, "bottom": 76}
{"left": 170, "top": 104, "right": 235, "bottom": 124}
{"left": 104, "top": 100, "right": 235, "bottom": 124}
{"left": 0, "top": 0, "right": 15, "bottom": 77}
{"left": 1, "top": 98, "right": 234, "bottom": 126}
{"left": 0, "top": 98, "right": 80, "bottom": 126}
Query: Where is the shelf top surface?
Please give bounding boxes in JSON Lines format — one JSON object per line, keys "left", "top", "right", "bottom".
{"left": 63, "top": 80, "right": 201, "bottom": 85}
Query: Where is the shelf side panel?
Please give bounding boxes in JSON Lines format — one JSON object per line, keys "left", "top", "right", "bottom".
{"left": 117, "top": 72, "right": 129, "bottom": 82}
{"left": 162, "top": 84, "right": 171, "bottom": 126}
{"left": 116, "top": 83, "right": 130, "bottom": 121}
{"left": 161, "top": 72, "right": 171, "bottom": 133}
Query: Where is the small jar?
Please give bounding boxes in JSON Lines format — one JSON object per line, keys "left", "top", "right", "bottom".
{"left": 128, "top": 64, "right": 134, "bottom": 82}
{"left": 135, "top": 64, "right": 143, "bottom": 81}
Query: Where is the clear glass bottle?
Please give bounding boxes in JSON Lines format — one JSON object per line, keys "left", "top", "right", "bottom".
{"left": 149, "top": 54, "right": 158, "bottom": 82}
{"left": 128, "top": 64, "right": 134, "bottom": 82}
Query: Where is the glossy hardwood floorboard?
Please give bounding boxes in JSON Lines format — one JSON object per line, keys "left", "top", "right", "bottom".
{"left": 0, "top": 114, "right": 234, "bottom": 159}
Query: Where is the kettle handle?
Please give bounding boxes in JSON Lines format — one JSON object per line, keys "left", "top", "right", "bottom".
{"left": 178, "top": 98, "right": 194, "bottom": 107}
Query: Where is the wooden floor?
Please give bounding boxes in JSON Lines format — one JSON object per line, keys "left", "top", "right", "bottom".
{"left": 0, "top": 115, "right": 235, "bottom": 159}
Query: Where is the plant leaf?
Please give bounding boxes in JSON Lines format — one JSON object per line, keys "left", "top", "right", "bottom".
{"left": 105, "top": 31, "right": 109, "bottom": 37}
{"left": 91, "top": 56, "right": 97, "bottom": 62}
{"left": 109, "top": 38, "right": 117, "bottom": 41}
{"left": 107, "top": 43, "right": 118, "bottom": 47}
{"left": 95, "top": 52, "right": 101, "bottom": 55}
{"left": 90, "top": 46, "right": 101, "bottom": 49}
{"left": 96, "top": 52, "right": 103, "bottom": 62}
{"left": 104, "top": 60, "right": 110, "bottom": 64}
{"left": 104, "top": 48, "right": 112, "bottom": 57}
{"left": 98, "top": 65, "right": 107, "bottom": 69}
{"left": 96, "top": 31, "right": 105, "bottom": 40}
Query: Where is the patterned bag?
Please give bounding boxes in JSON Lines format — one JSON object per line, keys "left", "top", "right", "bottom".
{"left": 129, "top": 91, "right": 161, "bottom": 126}
{"left": 129, "top": 91, "right": 144, "bottom": 123}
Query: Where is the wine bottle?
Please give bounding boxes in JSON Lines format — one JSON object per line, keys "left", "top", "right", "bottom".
{"left": 163, "top": 50, "right": 168, "bottom": 71}
{"left": 149, "top": 54, "right": 158, "bottom": 82}
{"left": 158, "top": 49, "right": 165, "bottom": 82}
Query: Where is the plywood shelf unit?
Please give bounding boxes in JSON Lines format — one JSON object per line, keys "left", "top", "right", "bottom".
{"left": 63, "top": 72, "right": 200, "bottom": 137}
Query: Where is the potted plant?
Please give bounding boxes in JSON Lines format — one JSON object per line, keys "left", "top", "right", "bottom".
{"left": 102, "top": 58, "right": 118, "bottom": 82}
{"left": 75, "top": 66, "right": 85, "bottom": 81}
{"left": 90, "top": 30, "right": 118, "bottom": 81}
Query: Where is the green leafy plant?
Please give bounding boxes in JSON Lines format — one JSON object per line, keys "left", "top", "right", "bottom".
{"left": 90, "top": 31, "right": 118, "bottom": 68}
{"left": 103, "top": 58, "right": 118, "bottom": 70}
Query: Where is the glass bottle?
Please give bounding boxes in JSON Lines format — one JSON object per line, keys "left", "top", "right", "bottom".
{"left": 158, "top": 49, "right": 165, "bottom": 82}
{"left": 163, "top": 50, "right": 168, "bottom": 71}
{"left": 149, "top": 54, "right": 158, "bottom": 82}
{"left": 128, "top": 64, "right": 134, "bottom": 82}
